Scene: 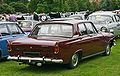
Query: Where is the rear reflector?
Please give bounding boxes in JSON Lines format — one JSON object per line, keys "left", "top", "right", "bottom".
{"left": 54, "top": 43, "right": 59, "bottom": 54}
{"left": 7, "top": 40, "right": 11, "bottom": 51}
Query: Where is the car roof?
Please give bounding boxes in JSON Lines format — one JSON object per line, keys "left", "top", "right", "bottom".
{"left": 17, "top": 20, "right": 39, "bottom": 22}
{"left": 51, "top": 18, "right": 75, "bottom": 21}
{"left": 0, "top": 21, "right": 17, "bottom": 24}
{"left": 38, "top": 20, "right": 91, "bottom": 25}
{"left": 89, "top": 11, "right": 116, "bottom": 16}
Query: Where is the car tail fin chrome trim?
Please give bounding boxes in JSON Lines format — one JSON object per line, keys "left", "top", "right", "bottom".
{"left": 7, "top": 40, "right": 12, "bottom": 52}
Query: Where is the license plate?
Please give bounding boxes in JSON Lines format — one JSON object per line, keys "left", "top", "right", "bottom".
{"left": 24, "top": 52, "right": 40, "bottom": 57}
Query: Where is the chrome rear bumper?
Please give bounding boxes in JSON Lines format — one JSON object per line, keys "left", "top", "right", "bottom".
{"left": 8, "top": 56, "right": 63, "bottom": 63}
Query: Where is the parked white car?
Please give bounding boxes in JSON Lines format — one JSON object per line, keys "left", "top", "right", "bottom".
{"left": 87, "top": 11, "right": 120, "bottom": 37}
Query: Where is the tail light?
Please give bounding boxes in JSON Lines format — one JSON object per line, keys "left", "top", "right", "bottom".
{"left": 54, "top": 43, "right": 59, "bottom": 54}
{"left": 7, "top": 40, "right": 11, "bottom": 52}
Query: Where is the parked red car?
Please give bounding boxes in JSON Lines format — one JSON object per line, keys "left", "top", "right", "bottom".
{"left": 8, "top": 20, "right": 114, "bottom": 69}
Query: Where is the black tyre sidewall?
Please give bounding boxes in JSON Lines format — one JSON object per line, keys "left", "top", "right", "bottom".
{"left": 67, "top": 53, "right": 79, "bottom": 69}
{"left": 103, "top": 44, "right": 111, "bottom": 56}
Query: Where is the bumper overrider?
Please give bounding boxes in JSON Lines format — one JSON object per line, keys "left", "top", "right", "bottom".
{"left": 7, "top": 55, "right": 63, "bottom": 63}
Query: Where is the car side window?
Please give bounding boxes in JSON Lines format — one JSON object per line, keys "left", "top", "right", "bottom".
{"left": 115, "top": 15, "right": 120, "bottom": 22}
{"left": 8, "top": 24, "right": 23, "bottom": 35}
{"left": 85, "top": 23, "right": 96, "bottom": 34}
{"left": 0, "top": 24, "right": 10, "bottom": 36}
{"left": 78, "top": 23, "right": 87, "bottom": 35}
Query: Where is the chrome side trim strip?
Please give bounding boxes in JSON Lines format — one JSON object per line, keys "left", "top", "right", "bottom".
{"left": 82, "top": 51, "right": 105, "bottom": 59}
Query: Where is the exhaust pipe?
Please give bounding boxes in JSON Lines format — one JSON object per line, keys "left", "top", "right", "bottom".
{"left": 36, "top": 63, "right": 42, "bottom": 67}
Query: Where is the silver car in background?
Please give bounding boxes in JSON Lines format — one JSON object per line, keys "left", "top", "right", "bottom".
{"left": 87, "top": 11, "right": 120, "bottom": 37}
{"left": 17, "top": 20, "right": 39, "bottom": 33}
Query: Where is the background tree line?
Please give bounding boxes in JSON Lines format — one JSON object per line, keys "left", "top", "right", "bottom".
{"left": 0, "top": 0, "right": 120, "bottom": 14}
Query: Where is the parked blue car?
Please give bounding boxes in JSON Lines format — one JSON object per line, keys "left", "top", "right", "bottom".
{"left": 0, "top": 21, "right": 27, "bottom": 59}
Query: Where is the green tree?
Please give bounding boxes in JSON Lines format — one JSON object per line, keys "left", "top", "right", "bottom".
{"left": 117, "top": 0, "right": 120, "bottom": 8}
{"left": 19, "top": 0, "right": 28, "bottom": 4}
{"left": 4, "top": 0, "right": 20, "bottom": 4}
{"left": 0, "top": 4, "right": 15, "bottom": 14}
{"left": 90, "top": 2, "right": 99, "bottom": 11}
{"left": 36, "top": 0, "right": 66, "bottom": 13}
{"left": 110, "top": 0, "right": 118, "bottom": 10}
{"left": 82, "top": 0, "right": 91, "bottom": 11}
{"left": 0, "top": 0, "right": 4, "bottom": 4}
{"left": 66, "top": 0, "right": 78, "bottom": 12}
{"left": 51, "top": 0, "right": 64, "bottom": 12}
{"left": 100, "top": 0, "right": 111, "bottom": 11}
{"left": 36, "top": 2, "right": 49, "bottom": 13}
{"left": 63, "top": 1, "right": 70, "bottom": 12}
{"left": 9, "top": 2, "right": 28, "bottom": 13}
{"left": 27, "top": 0, "right": 40, "bottom": 13}
{"left": 77, "top": 0, "right": 85, "bottom": 11}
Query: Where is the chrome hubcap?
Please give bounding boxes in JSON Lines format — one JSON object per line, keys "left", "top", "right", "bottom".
{"left": 72, "top": 54, "right": 78, "bottom": 67}
{"left": 106, "top": 45, "right": 110, "bottom": 55}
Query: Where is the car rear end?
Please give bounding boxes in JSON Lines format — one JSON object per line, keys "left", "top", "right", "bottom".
{"left": 7, "top": 38, "right": 64, "bottom": 66}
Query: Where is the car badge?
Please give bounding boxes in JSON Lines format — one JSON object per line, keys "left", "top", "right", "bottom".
{"left": 30, "top": 47, "right": 32, "bottom": 49}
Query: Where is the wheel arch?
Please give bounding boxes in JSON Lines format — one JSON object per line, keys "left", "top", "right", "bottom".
{"left": 108, "top": 37, "right": 114, "bottom": 47}
{"left": 64, "top": 49, "right": 83, "bottom": 64}
{"left": 74, "top": 49, "right": 83, "bottom": 59}
{"left": 66, "top": 49, "right": 83, "bottom": 69}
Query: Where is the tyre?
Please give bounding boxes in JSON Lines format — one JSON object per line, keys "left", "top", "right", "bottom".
{"left": 101, "top": 27, "right": 108, "bottom": 32}
{"left": 102, "top": 44, "right": 111, "bottom": 56}
{"left": 67, "top": 53, "right": 79, "bottom": 69}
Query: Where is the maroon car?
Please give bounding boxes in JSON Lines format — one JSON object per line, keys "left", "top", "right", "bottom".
{"left": 7, "top": 20, "right": 114, "bottom": 69}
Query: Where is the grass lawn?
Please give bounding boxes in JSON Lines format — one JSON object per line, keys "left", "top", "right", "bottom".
{"left": 0, "top": 39, "right": 120, "bottom": 76}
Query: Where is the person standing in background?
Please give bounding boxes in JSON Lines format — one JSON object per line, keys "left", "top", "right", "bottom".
{"left": 2, "top": 13, "right": 7, "bottom": 21}
{"left": 9, "top": 13, "right": 17, "bottom": 22}
{"left": 33, "top": 12, "right": 39, "bottom": 21}
{"left": 84, "top": 10, "right": 90, "bottom": 19}
{"left": 41, "top": 13, "right": 47, "bottom": 22}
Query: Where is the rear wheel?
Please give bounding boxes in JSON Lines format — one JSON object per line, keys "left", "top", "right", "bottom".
{"left": 101, "top": 27, "right": 108, "bottom": 32}
{"left": 102, "top": 44, "right": 111, "bottom": 56}
{"left": 67, "top": 53, "right": 79, "bottom": 69}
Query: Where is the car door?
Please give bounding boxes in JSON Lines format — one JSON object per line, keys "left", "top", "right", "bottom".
{"left": 78, "top": 23, "right": 94, "bottom": 56}
{"left": 84, "top": 22, "right": 105, "bottom": 54}
{"left": 0, "top": 24, "right": 12, "bottom": 57}
{"left": 113, "top": 15, "right": 120, "bottom": 36}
